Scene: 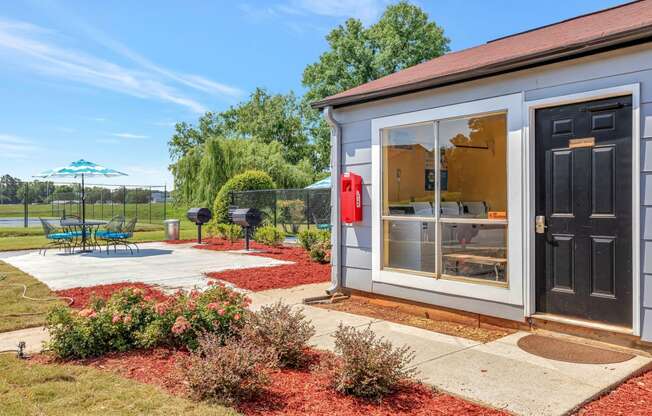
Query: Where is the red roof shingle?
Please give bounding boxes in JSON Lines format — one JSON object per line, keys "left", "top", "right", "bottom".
{"left": 313, "top": 0, "right": 652, "bottom": 108}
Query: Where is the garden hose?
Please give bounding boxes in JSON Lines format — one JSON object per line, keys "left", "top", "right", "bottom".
{"left": 0, "top": 272, "right": 74, "bottom": 317}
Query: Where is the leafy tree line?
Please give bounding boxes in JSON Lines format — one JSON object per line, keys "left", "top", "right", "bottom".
{"left": 0, "top": 174, "right": 158, "bottom": 205}
{"left": 169, "top": 1, "right": 449, "bottom": 207}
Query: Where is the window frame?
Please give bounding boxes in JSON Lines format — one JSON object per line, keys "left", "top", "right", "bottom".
{"left": 371, "top": 93, "right": 524, "bottom": 306}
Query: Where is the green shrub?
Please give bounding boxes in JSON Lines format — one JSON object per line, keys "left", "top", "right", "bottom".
{"left": 213, "top": 170, "right": 275, "bottom": 223}
{"left": 253, "top": 226, "right": 286, "bottom": 247}
{"left": 332, "top": 324, "right": 417, "bottom": 400}
{"left": 245, "top": 301, "right": 315, "bottom": 368}
{"left": 206, "top": 222, "right": 229, "bottom": 239}
{"left": 46, "top": 285, "right": 251, "bottom": 359}
{"left": 222, "top": 224, "right": 242, "bottom": 243}
{"left": 309, "top": 240, "right": 331, "bottom": 264}
{"left": 181, "top": 332, "right": 275, "bottom": 405}
{"left": 297, "top": 229, "right": 330, "bottom": 252}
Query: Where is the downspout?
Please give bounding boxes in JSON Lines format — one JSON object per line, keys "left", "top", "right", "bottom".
{"left": 324, "top": 106, "right": 343, "bottom": 295}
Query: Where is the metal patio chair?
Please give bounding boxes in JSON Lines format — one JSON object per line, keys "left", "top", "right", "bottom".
{"left": 39, "top": 218, "right": 73, "bottom": 255}
{"left": 99, "top": 217, "right": 139, "bottom": 254}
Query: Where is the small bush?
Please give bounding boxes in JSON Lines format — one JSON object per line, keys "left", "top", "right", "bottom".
{"left": 221, "top": 224, "right": 242, "bottom": 243}
{"left": 332, "top": 324, "right": 417, "bottom": 400}
{"left": 181, "top": 333, "right": 275, "bottom": 405}
{"left": 46, "top": 285, "right": 251, "bottom": 359}
{"left": 245, "top": 301, "right": 315, "bottom": 368}
{"left": 253, "top": 225, "right": 286, "bottom": 247}
{"left": 309, "top": 238, "right": 331, "bottom": 264}
{"left": 206, "top": 223, "right": 229, "bottom": 239}
{"left": 213, "top": 170, "right": 275, "bottom": 223}
{"left": 297, "top": 229, "right": 330, "bottom": 250}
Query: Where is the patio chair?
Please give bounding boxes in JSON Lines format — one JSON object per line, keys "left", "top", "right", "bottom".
{"left": 99, "top": 217, "right": 139, "bottom": 255}
{"left": 39, "top": 218, "right": 73, "bottom": 255}
{"left": 94, "top": 216, "right": 125, "bottom": 251}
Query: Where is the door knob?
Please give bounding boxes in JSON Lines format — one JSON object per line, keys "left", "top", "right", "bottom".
{"left": 535, "top": 215, "right": 547, "bottom": 234}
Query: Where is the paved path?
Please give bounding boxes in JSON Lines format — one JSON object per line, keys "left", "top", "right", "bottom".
{"left": 3, "top": 242, "right": 290, "bottom": 291}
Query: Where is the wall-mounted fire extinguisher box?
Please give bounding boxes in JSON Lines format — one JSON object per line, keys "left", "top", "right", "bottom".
{"left": 341, "top": 172, "right": 362, "bottom": 224}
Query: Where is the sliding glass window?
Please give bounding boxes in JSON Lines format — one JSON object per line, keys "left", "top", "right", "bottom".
{"left": 381, "top": 113, "right": 508, "bottom": 285}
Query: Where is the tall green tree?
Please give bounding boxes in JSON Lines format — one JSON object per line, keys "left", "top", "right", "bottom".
{"left": 302, "top": 1, "right": 449, "bottom": 103}
{"left": 168, "top": 88, "right": 309, "bottom": 164}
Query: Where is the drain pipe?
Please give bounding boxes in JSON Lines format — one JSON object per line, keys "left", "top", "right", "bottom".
{"left": 324, "top": 105, "right": 343, "bottom": 296}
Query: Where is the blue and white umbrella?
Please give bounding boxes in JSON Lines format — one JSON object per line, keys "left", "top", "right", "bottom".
{"left": 305, "top": 176, "right": 331, "bottom": 189}
{"left": 36, "top": 159, "right": 127, "bottom": 179}
{"left": 35, "top": 160, "right": 128, "bottom": 250}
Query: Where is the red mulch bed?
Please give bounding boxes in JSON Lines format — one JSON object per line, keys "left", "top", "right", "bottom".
{"left": 198, "top": 239, "right": 330, "bottom": 292}
{"left": 575, "top": 369, "right": 652, "bottom": 415}
{"left": 55, "top": 282, "right": 169, "bottom": 309}
{"left": 33, "top": 348, "right": 505, "bottom": 416}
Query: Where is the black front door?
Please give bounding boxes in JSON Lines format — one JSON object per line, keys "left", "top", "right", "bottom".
{"left": 535, "top": 95, "right": 633, "bottom": 327}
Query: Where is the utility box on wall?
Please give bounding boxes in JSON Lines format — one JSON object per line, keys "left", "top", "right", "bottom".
{"left": 341, "top": 172, "right": 362, "bottom": 224}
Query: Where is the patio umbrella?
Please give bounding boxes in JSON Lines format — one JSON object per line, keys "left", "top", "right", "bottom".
{"left": 305, "top": 176, "right": 331, "bottom": 189}
{"left": 35, "top": 160, "right": 128, "bottom": 249}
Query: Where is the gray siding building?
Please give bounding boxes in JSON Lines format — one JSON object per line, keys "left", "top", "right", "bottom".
{"left": 314, "top": 1, "right": 652, "bottom": 343}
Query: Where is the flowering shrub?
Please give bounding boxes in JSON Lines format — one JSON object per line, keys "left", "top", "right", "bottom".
{"left": 332, "top": 324, "right": 417, "bottom": 400}
{"left": 309, "top": 239, "right": 331, "bottom": 264}
{"left": 244, "top": 301, "right": 315, "bottom": 368}
{"left": 181, "top": 332, "right": 275, "bottom": 405}
{"left": 297, "top": 229, "right": 330, "bottom": 251}
{"left": 46, "top": 285, "right": 251, "bottom": 359}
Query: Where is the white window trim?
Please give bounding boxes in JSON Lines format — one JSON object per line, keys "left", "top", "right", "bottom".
{"left": 523, "top": 84, "right": 641, "bottom": 335}
{"left": 371, "top": 93, "right": 524, "bottom": 306}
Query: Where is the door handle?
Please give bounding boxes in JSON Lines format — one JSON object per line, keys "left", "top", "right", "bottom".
{"left": 535, "top": 215, "right": 547, "bottom": 234}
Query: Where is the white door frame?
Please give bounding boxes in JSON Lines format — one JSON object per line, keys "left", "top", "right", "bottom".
{"left": 522, "top": 83, "right": 641, "bottom": 335}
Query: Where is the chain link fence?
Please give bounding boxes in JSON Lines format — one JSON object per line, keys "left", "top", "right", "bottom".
{"left": 0, "top": 180, "right": 169, "bottom": 227}
{"left": 230, "top": 188, "right": 331, "bottom": 234}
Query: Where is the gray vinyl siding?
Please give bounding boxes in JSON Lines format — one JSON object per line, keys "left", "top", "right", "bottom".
{"left": 332, "top": 42, "right": 652, "bottom": 339}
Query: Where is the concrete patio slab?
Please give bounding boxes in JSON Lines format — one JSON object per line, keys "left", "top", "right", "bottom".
{"left": 248, "top": 282, "right": 330, "bottom": 309}
{"left": 3, "top": 242, "right": 291, "bottom": 291}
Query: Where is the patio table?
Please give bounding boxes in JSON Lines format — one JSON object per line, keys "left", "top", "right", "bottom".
{"left": 60, "top": 219, "right": 107, "bottom": 253}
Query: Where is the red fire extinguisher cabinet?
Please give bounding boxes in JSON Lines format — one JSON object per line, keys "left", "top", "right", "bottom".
{"left": 341, "top": 172, "right": 362, "bottom": 223}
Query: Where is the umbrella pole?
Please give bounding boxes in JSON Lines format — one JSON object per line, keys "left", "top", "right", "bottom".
{"left": 81, "top": 173, "right": 86, "bottom": 251}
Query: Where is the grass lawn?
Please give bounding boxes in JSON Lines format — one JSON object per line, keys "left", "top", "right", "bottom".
{"left": 0, "top": 262, "right": 64, "bottom": 333}
{"left": 0, "top": 354, "right": 237, "bottom": 416}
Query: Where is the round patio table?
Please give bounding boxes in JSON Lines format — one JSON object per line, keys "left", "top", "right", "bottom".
{"left": 60, "top": 219, "right": 107, "bottom": 253}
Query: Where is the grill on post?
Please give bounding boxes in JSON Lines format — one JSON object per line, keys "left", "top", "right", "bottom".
{"left": 229, "top": 208, "right": 262, "bottom": 250}
{"left": 186, "top": 207, "right": 212, "bottom": 244}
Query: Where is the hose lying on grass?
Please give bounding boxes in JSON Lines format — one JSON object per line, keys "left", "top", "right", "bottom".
{"left": 0, "top": 273, "right": 73, "bottom": 317}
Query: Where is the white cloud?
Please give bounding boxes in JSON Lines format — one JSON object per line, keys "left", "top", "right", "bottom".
{"left": 280, "top": 0, "right": 387, "bottom": 24}
{"left": 95, "top": 138, "right": 119, "bottom": 144}
{"left": 0, "top": 133, "right": 38, "bottom": 159}
{"left": 0, "top": 17, "right": 242, "bottom": 114}
{"left": 111, "top": 132, "right": 149, "bottom": 139}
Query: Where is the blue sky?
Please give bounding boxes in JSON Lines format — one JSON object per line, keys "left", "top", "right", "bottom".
{"left": 0, "top": 0, "right": 625, "bottom": 187}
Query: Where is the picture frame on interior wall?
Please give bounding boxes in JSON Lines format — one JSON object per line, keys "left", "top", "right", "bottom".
{"left": 522, "top": 83, "right": 641, "bottom": 335}
{"left": 370, "top": 92, "right": 524, "bottom": 306}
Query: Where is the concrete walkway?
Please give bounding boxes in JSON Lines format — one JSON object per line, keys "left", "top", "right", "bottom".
{"left": 3, "top": 242, "right": 290, "bottom": 291}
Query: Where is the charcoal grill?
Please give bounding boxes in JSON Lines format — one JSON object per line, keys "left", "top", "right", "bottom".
{"left": 186, "top": 207, "right": 212, "bottom": 243}
{"left": 229, "top": 208, "right": 262, "bottom": 250}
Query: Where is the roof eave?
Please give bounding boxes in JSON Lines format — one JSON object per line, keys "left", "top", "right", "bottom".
{"left": 311, "top": 24, "right": 652, "bottom": 110}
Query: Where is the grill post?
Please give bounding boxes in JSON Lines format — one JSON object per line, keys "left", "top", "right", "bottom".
{"left": 197, "top": 223, "right": 202, "bottom": 244}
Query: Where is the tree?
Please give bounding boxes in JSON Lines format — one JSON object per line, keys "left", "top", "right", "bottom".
{"left": 0, "top": 174, "right": 21, "bottom": 203}
{"left": 168, "top": 89, "right": 309, "bottom": 164}
{"left": 302, "top": 1, "right": 449, "bottom": 102}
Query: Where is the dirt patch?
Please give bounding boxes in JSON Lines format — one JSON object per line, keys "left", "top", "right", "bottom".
{"left": 317, "top": 297, "right": 512, "bottom": 343}
{"left": 200, "top": 240, "right": 330, "bottom": 291}
{"left": 575, "top": 368, "right": 652, "bottom": 415}
{"left": 517, "top": 334, "right": 634, "bottom": 364}
{"left": 33, "top": 348, "right": 506, "bottom": 416}
{"left": 55, "top": 282, "right": 169, "bottom": 309}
